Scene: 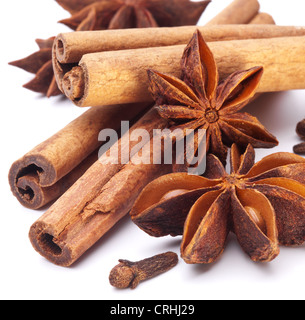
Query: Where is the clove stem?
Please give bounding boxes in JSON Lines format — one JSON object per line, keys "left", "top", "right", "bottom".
{"left": 109, "top": 252, "right": 178, "bottom": 289}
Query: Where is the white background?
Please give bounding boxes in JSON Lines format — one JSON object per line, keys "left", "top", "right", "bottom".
{"left": 1, "top": 0, "right": 305, "bottom": 300}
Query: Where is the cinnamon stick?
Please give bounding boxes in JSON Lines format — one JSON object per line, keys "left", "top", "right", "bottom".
{"left": 53, "top": 0, "right": 259, "bottom": 65}
{"left": 54, "top": 24, "right": 291, "bottom": 65}
{"left": 53, "top": 24, "right": 302, "bottom": 93}
{"left": 205, "top": 0, "right": 260, "bottom": 25}
{"left": 59, "top": 35, "right": 305, "bottom": 107}
{"left": 9, "top": 102, "right": 149, "bottom": 209}
{"left": 29, "top": 108, "right": 171, "bottom": 266}
{"left": 249, "top": 12, "right": 276, "bottom": 25}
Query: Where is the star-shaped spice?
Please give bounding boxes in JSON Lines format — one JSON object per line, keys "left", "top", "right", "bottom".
{"left": 56, "top": 0, "right": 210, "bottom": 31}
{"left": 130, "top": 144, "right": 305, "bottom": 264}
{"left": 9, "top": 37, "right": 61, "bottom": 97}
{"left": 147, "top": 30, "right": 278, "bottom": 164}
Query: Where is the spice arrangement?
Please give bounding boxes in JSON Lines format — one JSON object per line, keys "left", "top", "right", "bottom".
{"left": 7, "top": 0, "right": 305, "bottom": 290}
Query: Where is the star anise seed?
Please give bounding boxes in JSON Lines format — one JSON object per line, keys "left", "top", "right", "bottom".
{"left": 56, "top": 0, "right": 211, "bottom": 31}
{"left": 147, "top": 30, "right": 279, "bottom": 165}
{"left": 130, "top": 144, "right": 305, "bottom": 264}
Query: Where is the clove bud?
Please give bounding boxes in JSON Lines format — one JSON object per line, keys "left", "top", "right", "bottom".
{"left": 109, "top": 252, "right": 178, "bottom": 289}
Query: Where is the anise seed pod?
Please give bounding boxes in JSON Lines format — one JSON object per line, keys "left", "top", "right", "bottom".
{"left": 131, "top": 144, "right": 305, "bottom": 264}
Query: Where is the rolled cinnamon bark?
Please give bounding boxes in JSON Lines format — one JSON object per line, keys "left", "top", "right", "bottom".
{"left": 60, "top": 35, "right": 305, "bottom": 107}
{"left": 9, "top": 102, "right": 149, "bottom": 209}
{"left": 54, "top": 24, "right": 291, "bottom": 65}
{"left": 29, "top": 108, "right": 171, "bottom": 266}
{"left": 249, "top": 12, "right": 276, "bottom": 25}
{"left": 53, "top": 0, "right": 259, "bottom": 65}
{"left": 53, "top": 24, "right": 301, "bottom": 92}
{"left": 205, "top": 0, "right": 260, "bottom": 25}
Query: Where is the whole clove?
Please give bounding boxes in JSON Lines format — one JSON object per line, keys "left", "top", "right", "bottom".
{"left": 109, "top": 252, "right": 178, "bottom": 289}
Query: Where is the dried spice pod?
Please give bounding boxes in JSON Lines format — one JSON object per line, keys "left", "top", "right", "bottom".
{"left": 57, "top": 0, "right": 210, "bottom": 31}
{"left": 147, "top": 30, "right": 278, "bottom": 164}
{"left": 109, "top": 252, "right": 178, "bottom": 289}
{"left": 9, "top": 37, "right": 61, "bottom": 97}
{"left": 131, "top": 144, "right": 305, "bottom": 264}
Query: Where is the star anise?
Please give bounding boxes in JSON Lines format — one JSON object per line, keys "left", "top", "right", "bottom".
{"left": 130, "top": 144, "right": 305, "bottom": 264}
{"left": 56, "top": 0, "right": 211, "bottom": 31}
{"left": 147, "top": 30, "right": 278, "bottom": 165}
{"left": 9, "top": 37, "right": 61, "bottom": 97}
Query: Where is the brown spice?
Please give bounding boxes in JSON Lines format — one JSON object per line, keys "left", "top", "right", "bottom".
{"left": 55, "top": 24, "right": 300, "bottom": 66}
{"left": 296, "top": 119, "right": 305, "bottom": 137}
{"left": 10, "top": 0, "right": 209, "bottom": 97}
{"left": 109, "top": 252, "right": 178, "bottom": 289}
{"left": 9, "top": 102, "right": 148, "bottom": 209}
{"left": 205, "top": 0, "right": 259, "bottom": 26}
{"left": 131, "top": 144, "right": 305, "bottom": 264}
{"left": 28, "top": 2, "right": 271, "bottom": 266}
{"left": 9, "top": 37, "right": 61, "bottom": 97}
{"left": 29, "top": 108, "right": 171, "bottom": 267}
{"left": 53, "top": 1, "right": 278, "bottom": 100}
{"left": 148, "top": 30, "right": 278, "bottom": 164}
{"left": 57, "top": 0, "right": 210, "bottom": 30}
{"left": 58, "top": 34, "right": 305, "bottom": 108}
{"left": 249, "top": 12, "right": 275, "bottom": 24}
{"left": 293, "top": 119, "right": 305, "bottom": 154}
{"left": 293, "top": 143, "right": 305, "bottom": 154}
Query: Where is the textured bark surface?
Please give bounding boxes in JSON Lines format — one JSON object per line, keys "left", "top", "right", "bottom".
{"left": 29, "top": 109, "right": 171, "bottom": 266}
{"left": 53, "top": 24, "right": 301, "bottom": 64}
{"left": 9, "top": 103, "right": 147, "bottom": 209}
{"left": 61, "top": 35, "right": 305, "bottom": 107}
{"left": 205, "top": 0, "right": 259, "bottom": 26}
